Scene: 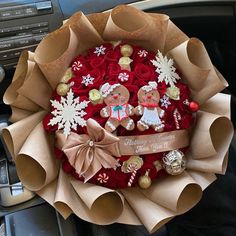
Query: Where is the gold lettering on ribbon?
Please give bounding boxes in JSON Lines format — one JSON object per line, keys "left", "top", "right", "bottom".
{"left": 119, "top": 130, "right": 189, "bottom": 156}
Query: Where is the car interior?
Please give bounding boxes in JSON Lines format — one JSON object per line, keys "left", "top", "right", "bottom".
{"left": 0, "top": 0, "right": 235, "bottom": 235}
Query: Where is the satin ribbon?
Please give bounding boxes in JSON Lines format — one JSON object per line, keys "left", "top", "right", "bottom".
{"left": 59, "top": 119, "right": 121, "bottom": 182}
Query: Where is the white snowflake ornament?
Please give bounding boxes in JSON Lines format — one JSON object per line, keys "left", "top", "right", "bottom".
{"left": 160, "top": 95, "right": 171, "bottom": 109}
{"left": 82, "top": 74, "right": 95, "bottom": 86}
{"left": 48, "top": 89, "right": 89, "bottom": 137}
{"left": 151, "top": 50, "right": 180, "bottom": 87}
{"left": 94, "top": 45, "right": 106, "bottom": 56}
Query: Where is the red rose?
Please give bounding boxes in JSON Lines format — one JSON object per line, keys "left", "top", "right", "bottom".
{"left": 134, "top": 63, "right": 156, "bottom": 81}
{"left": 105, "top": 50, "right": 121, "bottom": 62}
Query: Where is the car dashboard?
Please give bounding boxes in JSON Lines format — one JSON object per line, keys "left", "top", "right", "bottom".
{"left": 0, "top": 0, "right": 235, "bottom": 235}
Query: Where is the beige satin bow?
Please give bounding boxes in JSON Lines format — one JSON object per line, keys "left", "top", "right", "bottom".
{"left": 60, "top": 119, "right": 121, "bottom": 182}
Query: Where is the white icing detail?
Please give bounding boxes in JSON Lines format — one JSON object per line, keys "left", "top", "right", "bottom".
{"left": 140, "top": 107, "right": 162, "bottom": 126}
{"left": 126, "top": 119, "right": 134, "bottom": 130}
{"left": 128, "top": 104, "right": 133, "bottom": 115}
{"left": 160, "top": 95, "right": 171, "bottom": 108}
{"left": 159, "top": 109, "right": 165, "bottom": 118}
{"left": 94, "top": 45, "right": 106, "bottom": 56}
{"left": 107, "top": 121, "right": 116, "bottom": 131}
{"left": 141, "top": 81, "right": 157, "bottom": 92}
{"left": 151, "top": 50, "right": 181, "bottom": 87}
{"left": 102, "top": 108, "right": 109, "bottom": 117}
{"left": 138, "top": 105, "right": 143, "bottom": 115}
{"left": 138, "top": 120, "right": 149, "bottom": 129}
{"left": 81, "top": 74, "right": 95, "bottom": 86}
{"left": 100, "top": 83, "right": 120, "bottom": 98}
{"left": 48, "top": 89, "right": 89, "bottom": 137}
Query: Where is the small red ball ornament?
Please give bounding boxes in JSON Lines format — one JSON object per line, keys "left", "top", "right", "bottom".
{"left": 189, "top": 101, "right": 199, "bottom": 112}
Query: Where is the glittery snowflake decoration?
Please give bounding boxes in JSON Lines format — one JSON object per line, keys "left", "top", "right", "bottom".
{"left": 72, "top": 60, "right": 83, "bottom": 72}
{"left": 82, "top": 74, "right": 95, "bottom": 86}
{"left": 160, "top": 95, "right": 171, "bottom": 108}
{"left": 118, "top": 72, "right": 129, "bottom": 82}
{"left": 94, "top": 45, "right": 106, "bottom": 56}
{"left": 138, "top": 49, "right": 148, "bottom": 57}
{"left": 151, "top": 51, "right": 180, "bottom": 87}
{"left": 48, "top": 89, "right": 89, "bottom": 137}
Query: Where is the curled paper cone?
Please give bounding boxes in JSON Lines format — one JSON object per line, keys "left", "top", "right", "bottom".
{"left": 15, "top": 122, "right": 59, "bottom": 191}
{"left": 201, "top": 93, "right": 231, "bottom": 119}
{"left": 116, "top": 200, "right": 141, "bottom": 225}
{"left": 190, "top": 111, "right": 233, "bottom": 160}
{"left": 64, "top": 11, "right": 104, "bottom": 52}
{"left": 2, "top": 111, "right": 46, "bottom": 159}
{"left": 17, "top": 64, "right": 52, "bottom": 111}
{"left": 188, "top": 170, "right": 217, "bottom": 190}
{"left": 121, "top": 188, "right": 174, "bottom": 234}
{"left": 2, "top": 5, "right": 234, "bottom": 233}
{"left": 87, "top": 12, "right": 110, "bottom": 37}
{"left": 103, "top": 5, "right": 169, "bottom": 52}
{"left": 35, "top": 26, "right": 78, "bottom": 89}
{"left": 141, "top": 171, "right": 202, "bottom": 213}
{"left": 71, "top": 179, "right": 124, "bottom": 224}
{"left": 10, "top": 106, "right": 34, "bottom": 123}
{"left": 37, "top": 179, "right": 73, "bottom": 219}
{"left": 164, "top": 20, "right": 189, "bottom": 53}
{"left": 11, "top": 50, "right": 34, "bottom": 83}
{"left": 168, "top": 38, "right": 228, "bottom": 104}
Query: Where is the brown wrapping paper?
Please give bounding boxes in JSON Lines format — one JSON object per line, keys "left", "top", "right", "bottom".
{"left": 200, "top": 93, "right": 231, "bottom": 119}
{"left": 168, "top": 38, "right": 228, "bottom": 104}
{"left": 10, "top": 106, "right": 34, "bottom": 123}
{"left": 121, "top": 188, "right": 174, "bottom": 233}
{"left": 189, "top": 111, "right": 233, "bottom": 160}
{"left": 103, "top": 5, "right": 169, "bottom": 52}
{"left": 2, "top": 5, "right": 234, "bottom": 233}
{"left": 71, "top": 180, "right": 124, "bottom": 224}
{"left": 188, "top": 170, "right": 217, "bottom": 190}
{"left": 164, "top": 20, "right": 189, "bottom": 53}
{"left": 2, "top": 111, "right": 46, "bottom": 159}
{"left": 15, "top": 122, "right": 59, "bottom": 191}
{"left": 17, "top": 64, "right": 52, "bottom": 111}
{"left": 37, "top": 179, "right": 73, "bottom": 219}
{"left": 141, "top": 171, "right": 202, "bottom": 213}
{"left": 35, "top": 27, "right": 79, "bottom": 90}
{"left": 63, "top": 11, "right": 104, "bottom": 52}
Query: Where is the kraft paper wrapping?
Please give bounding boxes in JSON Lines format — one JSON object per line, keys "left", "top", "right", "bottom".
{"left": 63, "top": 11, "right": 104, "bottom": 53}
{"left": 2, "top": 111, "right": 46, "bottom": 159}
{"left": 2, "top": 5, "right": 234, "bottom": 233}
{"left": 168, "top": 38, "right": 228, "bottom": 104}
{"left": 17, "top": 64, "right": 52, "bottom": 111}
{"left": 141, "top": 171, "right": 202, "bottom": 213}
{"left": 71, "top": 180, "right": 124, "bottom": 224}
{"left": 10, "top": 106, "right": 34, "bottom": 123}
{"left": 103, "top": 5, "right": 169, "bottom": 52}
{"left": 35, "top": 27, "right": 79, "bottom": 90}
{"left": 15, "top": 122, "right": 59, "bottom": 191}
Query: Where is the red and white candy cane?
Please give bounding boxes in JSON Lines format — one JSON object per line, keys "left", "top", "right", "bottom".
{"left": 173, "top": 108, "right": 181, "bottom": 129}
{"left": 127, "top": 163, "right": 138, "bottom": 187}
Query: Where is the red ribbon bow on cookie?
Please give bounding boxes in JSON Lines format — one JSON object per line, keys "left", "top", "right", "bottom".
{"left": 57, "top": 119, "right": 121, "bottom": 182}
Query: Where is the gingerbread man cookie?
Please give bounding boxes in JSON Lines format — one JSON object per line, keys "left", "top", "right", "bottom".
{"left": 135, "top": 81, "right": 165, "bottom": 132}
{"left": 100, "top": 83, "right": 135, "bottom": 132}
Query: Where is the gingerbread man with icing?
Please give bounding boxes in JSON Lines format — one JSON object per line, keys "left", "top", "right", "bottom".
{"left": 135, "top": 81, "right": 165, "bottom": 132}
{"left": 100, "top": 83, "right": 135, "bottom": 132}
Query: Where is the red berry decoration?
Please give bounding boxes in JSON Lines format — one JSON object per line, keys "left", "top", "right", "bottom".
{"left": 189, "top": 101, "right": 199, "bottom": 112}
